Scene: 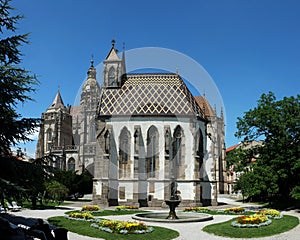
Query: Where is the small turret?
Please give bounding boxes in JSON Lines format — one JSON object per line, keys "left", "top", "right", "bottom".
{"left": 103, "top": 40, "right": 126, "bottom": 88}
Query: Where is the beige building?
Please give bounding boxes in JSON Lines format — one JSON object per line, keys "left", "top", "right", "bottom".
{"left": 36, "top": 41, "right": 226, "bottom": 207}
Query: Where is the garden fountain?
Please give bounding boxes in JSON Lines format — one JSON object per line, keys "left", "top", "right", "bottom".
{"left": 132, "top": 179, "right": 213, "bottom": 223}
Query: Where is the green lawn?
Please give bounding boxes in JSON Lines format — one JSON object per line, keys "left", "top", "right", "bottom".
{"left": 203, "top": 215, "right": 299, "bottom": 238}
{"left": 48, "top": 216, "right": 179, "bottom": 240}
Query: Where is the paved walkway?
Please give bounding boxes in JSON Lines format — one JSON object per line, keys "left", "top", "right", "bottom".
{"left": 11, "top": 195, "right": 300, "bottom": 240}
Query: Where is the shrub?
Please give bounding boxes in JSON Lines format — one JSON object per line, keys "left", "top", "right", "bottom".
{"left": 45, "top": 180, "right": 69, "bottom": 204}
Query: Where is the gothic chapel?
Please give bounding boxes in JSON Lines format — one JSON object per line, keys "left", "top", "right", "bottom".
{"left": 36, "top": 41, "right": 226, "bottom": 207}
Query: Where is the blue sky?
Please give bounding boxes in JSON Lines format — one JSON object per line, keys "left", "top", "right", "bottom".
{"left": 12, "top": 0, "right": 300, "bottom": 157}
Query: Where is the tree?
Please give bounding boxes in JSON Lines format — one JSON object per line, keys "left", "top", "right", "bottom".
{"left": 0, "top": 0, "right": 42, "bottom": 208}
{"left": 0, "top": 0, "right": 40, "bottom": 155}
{"left": 51, "top": 169, "right": 93, "bottom": 199}
{"left": 234, "top": 92, "right": 300, "bottom": 201}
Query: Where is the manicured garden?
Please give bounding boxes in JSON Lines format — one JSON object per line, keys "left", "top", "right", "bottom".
{"left": 48, "top": 205, "right": 179, "bottom": 239}
{"left": 48, "top": 216, "right": 179, "bottom": 240}
{"left": 203, "top": 208, "right": 299, "bottom": 238}
{"left": 47, "top": 205, "right": 299, "bottom": 239}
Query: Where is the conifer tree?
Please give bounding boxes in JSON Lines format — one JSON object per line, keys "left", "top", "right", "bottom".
{"left": 0, "top": 0, "right": 39, "bottom": 155}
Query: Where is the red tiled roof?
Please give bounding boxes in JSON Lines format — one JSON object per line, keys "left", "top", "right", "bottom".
{"left": 194, "top": 96, "right": 215, "bottom": 117}
{"left": 226, "top": 144, "right": 240, "bottom": 153}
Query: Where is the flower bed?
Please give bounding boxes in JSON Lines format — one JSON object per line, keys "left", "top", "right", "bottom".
{"left": 91, "top": 219, "right": 153, "bottom": 234}
{"left": 184, "top": 207, "right": 209, "bottom": 212}
{"left": 81, "top": 205, "right": 103, "bottom": 212}
{"left": 257, "top": 209, "right": 282, "bottom": 219}
{"left": 231, "top": 214, "right": 271, "bottom": 228}
{"left": 115, "top": 205, "right": 139, "bottom": 211}
{"left": 224, "top": 207, "right": 245, "bottom": 214}
{"left": 66, "top": 212, "right": 95, "bottom": 221}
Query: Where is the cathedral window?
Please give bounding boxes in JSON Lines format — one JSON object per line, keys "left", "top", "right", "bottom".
{"left": 134, "top": 129, "right": 139, "bottom": 154}
{"left": 89, "top": 120, "right": 96, "bottom": 142}
{"left": 108, "top": 67, "right": 116, "bottom": 86}
{"left": 165, "top": 129, "right": 170, "bottom": 154}
{"left": 68, "top": 158, "right": 75, "bottom": 172}
{"left": 173, "top": 126, "right": 183, "bottom": 167}
{"left": 47, "top": 128, "right": 52, "bottom": 142}
{"left": 119, "top": 127, "right": 130, "bottom": 163}
{"left": 196, "top": 129, "right": 204, "bottom": 159}
{"left": 104, "top": 130, "right": 110, "bottom": 154}
{"left": 147, "top": 126, "right": 159, "bottom": 178}
{"left": 196, "top": 128, "right": 204, "bottom": 179}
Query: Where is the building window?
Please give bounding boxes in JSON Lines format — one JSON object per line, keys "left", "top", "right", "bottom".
{"left": 134, "top": 129, "right": 139, "bottom": 154}
{"left": 147, "top": 126, "right": 159, "bottom": 178}
{"left": 108, "top": 67, "right": 116, "bottom": 86}
{"left": 89, "top": 120, "right": 96, "bottom": 142}
{"left": 68, "top": 158, "right": 75, "bottom": 172}
{"left": 104, "top": 130, "right": 110, "bottom": 154}
{"left": 173, "top": 126, "right": 183, "bottom": 167}
{"left": 165, "top": 129, "right": 170, "bottom": 154}
{"left": 119, "top": 186, "right": 125, "bottom": 200}
{"left": 47, "top": 128, "right": 52, "bottom": 142}
{"left": 119, "top": 127, "right": 130, "bottom": 163}
{"left": 196, "top": 129, "right": 204, "bottom": 159}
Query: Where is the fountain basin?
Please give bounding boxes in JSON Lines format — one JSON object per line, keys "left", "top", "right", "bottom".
{"left": 132, "top": 211, "right": 213, "bottom": 223}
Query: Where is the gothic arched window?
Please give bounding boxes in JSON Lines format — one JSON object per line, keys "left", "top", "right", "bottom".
{"left": 196, "top": 128, "right": 204, "bottom": 159}
{"left": 119, "top": 127, "right": 130, "bottom": 163}
{"left": 68, "top": 158, "right": 75, "bottom": 172}
{"left": 104, "top": 130, "right": 110, "bottom": 154}
{"left": 147, "top": 126, "right": 159, "bottom": 178}
{"left": 47, "top": 128, "right": 52, "bottom": 141}
{"left": 173, "top": 126, "right": 183, "bottom": 167}
{"left": 89, "top": 119, "right": 96, "bottom": 142}
{"left": 108, "top": 67, "right": 116, "bottom": 86}
{"left": 165, "top": 129, "right": 170, "bottom": 154}
{"left": 134, "top": 129, "right": 139, "bottom": 154}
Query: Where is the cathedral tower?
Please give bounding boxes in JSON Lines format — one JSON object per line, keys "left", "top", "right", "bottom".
{"left": 36, "top": 90, "right": 74, "bottom": 169}
{"left": 77, "top": 59, "right": 101, "bottom": 173}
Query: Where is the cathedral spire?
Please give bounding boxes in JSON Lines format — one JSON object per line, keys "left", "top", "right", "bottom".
{"left": 87, "top": 56, "right": 96, "bottom": 80}
{"left": 83, "top": 57, "right": 98, "bottom": 92}
{"left": 48, "top": 90, "right": 66, "bottom": 111}
{"left": 112, "top": 39, "right": 116, "bottom": 48}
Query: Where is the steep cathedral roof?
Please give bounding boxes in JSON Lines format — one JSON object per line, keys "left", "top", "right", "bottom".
{"left": 194, "top": 96, "right": 215, "bottom": 117}
{"left": 97, "top": 73, "right": 206, "bottom": 119}
{"left": 105, "top": 39, "right": 121, "bottom": 61}
{"left": 47, "top": 91, "right": 67, "bottom": 111}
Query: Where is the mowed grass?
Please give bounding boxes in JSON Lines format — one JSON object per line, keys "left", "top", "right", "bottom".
{"left": 48, "top": 216, "right": 179, "bottom": 240}
{"left": 203, "top": 215, "right": 299, "bottom": 238}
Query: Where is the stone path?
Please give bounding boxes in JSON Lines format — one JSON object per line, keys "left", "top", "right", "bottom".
{"left": 11, "top": 195, "right": 300, "bottom": 240}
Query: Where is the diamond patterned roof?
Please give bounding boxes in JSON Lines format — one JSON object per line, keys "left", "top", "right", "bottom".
{"left": 97, "top": 73, "right": 205, "bottom": 119}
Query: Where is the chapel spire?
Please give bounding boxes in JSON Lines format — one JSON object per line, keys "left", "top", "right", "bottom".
{"left": 103, "top": 40, "right": 126, "bottom": 88}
